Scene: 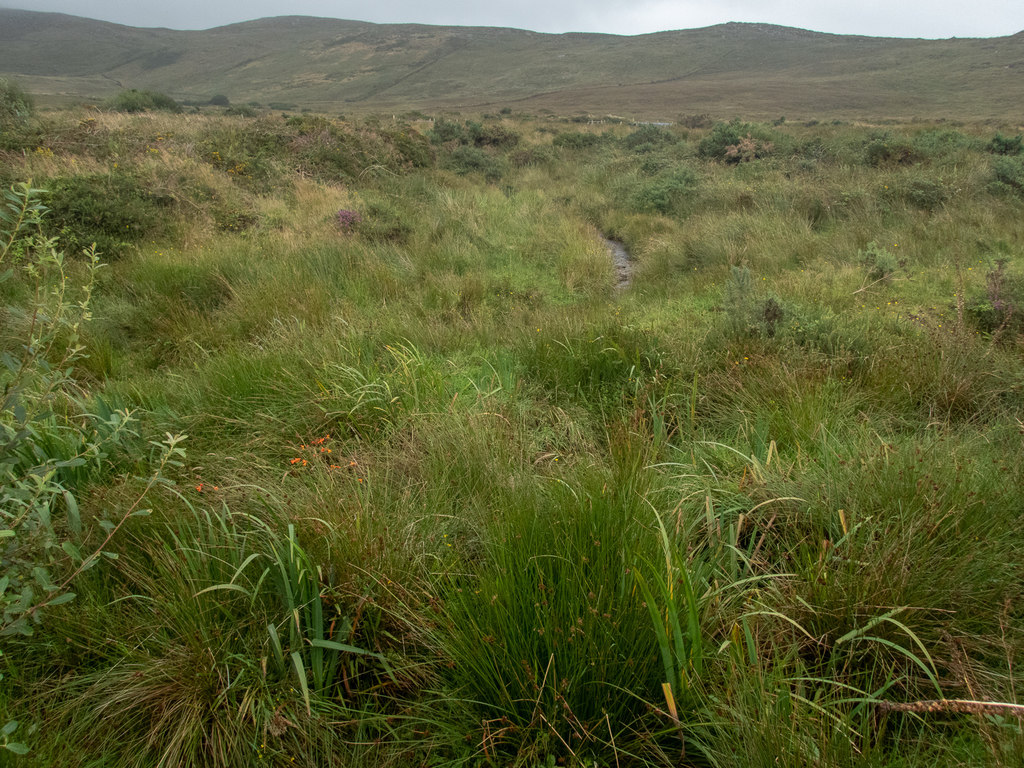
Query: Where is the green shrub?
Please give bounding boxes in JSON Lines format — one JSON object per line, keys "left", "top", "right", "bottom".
{"left": 630, "top": 167, "right": 699, "bottom": 215}
{"left": 552, "top": 131, "right": 602, "bottom": 150}
{"left": 44, "top": 173, "right": 169, "bottom": 257}
{"left": 988, "top": 132, "right": 1023, "bottom": 156}
{"left": 207, "top": 94, "right": 230, "bottom": 107}
{"left": 858, "top": 241, "right": 900, "bottom": 281}
{"left": 105, "top": 89, "right": 182, "bottom": 114}
{"left": 224, "top": 104, "right": 258, "bottom": 118}
{"left": 864, "top": 133, "right": 920, "bottom": 166}
{"left": 466, "top": 121, "right": 520, "bottom": 148}
{"left": 912, "top": 128, "right": 979, "bottom": 157}
{"left": 698, "top": 120, "right": 773, "bottom": 163}
{"left": 966, "top": 259, "right": 1024, "bottom": 338}
{"left": 903, "top": 176, "right": 949, "bottom": 211}
{"left": 990, "top": 155, "right": 1024, "bottom": 196}
{"left": 622, "top": 124, "right": 678, "bottom": 152}
{"left": 427, "top": 118, "right": 467, "bottom": 145}
{"left": 0, "top": 77, "right": 33, "bottom": 126}
{"left": 445, "top": 145, "right": 505, "bottom": 181}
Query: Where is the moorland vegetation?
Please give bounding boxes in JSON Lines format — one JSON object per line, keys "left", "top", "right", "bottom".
{"left": 1, "top": 92, "right": 1024, "bottom": 767}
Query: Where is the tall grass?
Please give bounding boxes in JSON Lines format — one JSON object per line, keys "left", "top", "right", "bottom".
{"left": 1, "top": 110, "right": 1022, "bottom": 766}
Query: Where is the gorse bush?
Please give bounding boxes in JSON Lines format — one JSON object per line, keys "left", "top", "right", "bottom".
{"left": 0, "top": 78, "right": 33, "bottom": 126}
{"left": 988, "top": 132, "right": 1023, "bottom": 155}
{"left": 105, "top": 89, "right": 182, "bottom": 113}
{"left": 990, "top": 154, "right": 1024, "bottom": 196}
{"left": 44, "top": 173, "right": 169, "bottom": 257}
{"left": 630, "top": 167, "right": 699, "bottom": 215}
{"left": 552, "top": 131, "right": 603, "bottom": 150}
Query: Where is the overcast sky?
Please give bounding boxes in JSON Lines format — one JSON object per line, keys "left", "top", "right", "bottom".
{"left": 4, "top": 0, "right": 1023, "bottom": 38}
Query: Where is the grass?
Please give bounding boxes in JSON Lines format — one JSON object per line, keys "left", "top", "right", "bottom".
{"left": 1, "top": 108, "right": 1023, "bottom": 767}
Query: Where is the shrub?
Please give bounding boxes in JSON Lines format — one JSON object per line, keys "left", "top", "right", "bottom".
{"left": 466, "top": 121, "right": 520, "bottom": 148}
{"left": 902, "top": 176, "right": 948, "bottom": 211}
{"left": 966, "top": 259, "right": 1024, "bottom": 338}
{"left": 105, "top": 89, "right": 181, "bottom": 114}
{"left": 622, "top": 124, "right": 678, "bottom": 152}
{"left": 427, "top": 118, "right": 467, "bottom": 145}
{"left": 858, "top": 241, "right": 900, "bottom": 281}
{"left": 0, "top": 78, "right": 33, "bottom": 126}
{"left": 864, "top": 134, "right": 919, "bottom": 167}
{"left": 44, "top": 173, "right": 168, "bottom": 257}
{"left": 988, "top": 132, "right": 1023, "bottom": 156}
{"left": 552, "top": 131, "right": 602, "bottom": 150}
{"left": 207, "top": 94, "right": 230, "bottom": 107}
{"left": 722, "top": 266, "right": 786, "bottom": 338}
{"left": 723, "top": 134, "right": 774, "bottom": 163}
{"left": 698, "top": 120, "right": 749, "bottom": 159}
{"left": 990, "top": 155, "right": 1024, "bottom": 196}
{"left": 224, "top": 104, "right": 258, "bottom": 117}
{"left": 630, "top": 167, "right": 699, "bottom": 215}
{"left": 445, "top": 145, "right": 505, "bottom": 182}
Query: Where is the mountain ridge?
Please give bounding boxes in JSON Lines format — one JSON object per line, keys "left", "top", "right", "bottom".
{"left": 1, "top": 9, "right": 1022, "bottom": 119}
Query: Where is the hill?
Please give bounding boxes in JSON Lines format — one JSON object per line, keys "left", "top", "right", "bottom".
{"left": 1, "top": 8, "right": 1023, "bottom": 119}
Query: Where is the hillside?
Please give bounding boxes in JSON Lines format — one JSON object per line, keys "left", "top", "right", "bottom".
{"left": 1, "top": 9, "right": 1024, "bottom": 120}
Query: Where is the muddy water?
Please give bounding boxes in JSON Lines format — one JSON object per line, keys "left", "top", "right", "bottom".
{"left": 601, "top": 236, "right": 633, "bottom": 290}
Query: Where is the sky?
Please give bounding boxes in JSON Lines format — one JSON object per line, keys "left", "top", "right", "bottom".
{"left": 4, "top": 0, "right": 1023, "bottom": 39}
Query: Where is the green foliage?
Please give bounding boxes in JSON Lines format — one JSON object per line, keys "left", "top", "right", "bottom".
{"left": 0, "top": 77, "right": 33, "bottom": 127}
{"left": 207, "top": 93, "right": 230, "bottom": 107}
{"left": 864, "top": 133, "right": 920, "bottom": 166}
{"left": 552, "top": 131, "right": 602, "bottom": 150}
{"left": 445, "top": 145, "right": 506, "bottom": 181}
{"left": 105, "top": 88, "right": 182, "bottom": 113}
{"left": 44, "top": 173, "right": 168, "bottom": 258}
{"left": 622, "top": 124, "right": 679, "bottom": 152}
{"left": 966, "top": 258, "right": 1024, "bottom": 338}
{"left": 990, "top": 154, "right": 1024, "bottom": 196}
{"left": 858, "top": 241, "right": 900, "bottom": 281}
{"left": 0, "top": 182, "right": 179, "bottom": 642}
{"left": 697, "top": 119, "right": 771, "bottom": 161}
{"left": 630, "top": 167, "right": 699, "bottom": 215}
{"left": 988, "top": 132, "right": 1023, "bottom": 155}
{"left": 722, "top": 266, "right": 786, "bottom": 338}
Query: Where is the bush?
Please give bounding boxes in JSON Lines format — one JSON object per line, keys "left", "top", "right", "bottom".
{"left": 966, "top": 259, "right": 1024, "bottom": 338}
{"left": 0, "top": 77, "right": 33, "bottom": 126}
{"left": 105, "top": 89, "right": 181, "bottom": 114}
{"left": 988, "top": 132, "right": 1023, "bottom": 156}
{"left": 698, "top": 120, "right": 772, "bottom": 162}
{"left": 990, "top": 155, "right": 1024, "bottom": 196}
{"left": 864, "top": 134, "right": 919, "bottom": 167}
{"left": 698, "top": 120, "right": 748, "bottom": 159}
{"left": 466, "top": 121, "right": 520, "bottom": 148}
{"left": 428, "top": 118, "right": 467, "bottom": 145}
{"left": 858, "top": 241, "right": 900, "bottom": 281}
{"left": 44, "top": 173, "right": 168, "bottom": 257}
{"left": 552, "top": 131, "right": 602, "bottom": 150}
{"left": 630, "top": 167, "right": 699, "bottom": 215}
{"left": 622, "top": 124, "right": 678, "bottom": 152}
{"left": 207, "top": 94, "right": 230, "bottom": 107}
{"left": 445, "top": 145, "right": 505, "bottom": 182}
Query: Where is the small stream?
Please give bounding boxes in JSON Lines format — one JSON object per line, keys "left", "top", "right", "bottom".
{"left": 601, "top": 236, "right": 633, "bottom": 290}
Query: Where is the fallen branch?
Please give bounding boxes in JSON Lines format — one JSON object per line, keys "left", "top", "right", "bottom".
{"left": 877, "top": 699, "right": 1024, "bottom": 718}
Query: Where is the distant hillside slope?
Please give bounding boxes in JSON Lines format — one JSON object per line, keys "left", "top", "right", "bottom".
{"left": 1, "top": 9, "right": 1022, "bottom": 119}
